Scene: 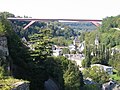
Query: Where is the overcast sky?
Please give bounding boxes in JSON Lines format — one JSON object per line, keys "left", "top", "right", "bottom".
{"left": 0, "top": 0, "right": 120, "bottom": 19}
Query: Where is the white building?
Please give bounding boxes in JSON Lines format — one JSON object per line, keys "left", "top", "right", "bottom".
{"left": 91, "top": 64, "right": 113, "bottom": 75}
{"left": 53, "top": 48, "right": 62, "bottom": 57}
{"left": 22, "top": 37, "right": 27, "bottom": 43}
{"left": 78, "top": 41, "right": 85, "bottom": 52}
{"left": 63, "top": 54, "right": 85, "bottom": 67}
{"left": 27, "top": 44, "right": 35, "bottom": 51}
{"left": 102, "top": 80, "right": 120, "bottom": 90}
{"left": 73, "top": 36, "right": 80, "bottom": 46}
{"left": 68, "top": 44, "right": 76, "bottom": 52}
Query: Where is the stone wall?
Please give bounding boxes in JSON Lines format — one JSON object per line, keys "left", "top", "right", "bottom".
{"left": 12, "top": 82, "right": 29, "bottom": 90}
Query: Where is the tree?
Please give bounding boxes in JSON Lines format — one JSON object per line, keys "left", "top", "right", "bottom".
{"left": 0, "top": 22, "right": 5, "bottom": 35}
{"left": 84, "top": 46, "right": 91, "bottom": 67}
{"left": 83, "top": 66, "right": 109, "bottom": 84}
{"left": 116, "top": 63, "right": 120, "bottom": 76}
{"left": 0, "top": 12, "right": 15, "bottom": 18}
{"left": 82, "top": 45, "right": 92, "bottom": 68}
{"left": 63, "top": 61, "right": 84, "bottom": 90}
{"left": 82, "top": 59, "right": 86, "bottom": 68}
{"left": 91, "top": 57, "right": 99, "bottom": 64}
{"left": 45, "top": 57, "right": 64, "bottom": 90}
{"left": 45, "top": 56, "right": 84, "bottom": 90}
{"left": 29, "top": 29, "right": 53, "bottom": 64}
{"left": 62, "top": 48, "right": 70, "bottom": 54}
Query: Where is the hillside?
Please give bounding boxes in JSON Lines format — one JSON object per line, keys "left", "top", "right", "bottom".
{"left": 84, "top": 15, "right": 120, "bottom": 48}
{"left": 62, "top": 22, "right": 97, "bottom": 32}
{"left": 82, "top": 15, "right": 120, "bottom": 84}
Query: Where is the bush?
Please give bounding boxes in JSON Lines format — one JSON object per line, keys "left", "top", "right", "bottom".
{"left": 0, "top": 67, "right": 4, "bottom": 79}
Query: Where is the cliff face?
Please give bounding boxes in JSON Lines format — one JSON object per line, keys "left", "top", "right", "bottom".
{"left": 0, "top": 36, "right": 9, "bottom": 69}
{"left": 0, "top": 36, "right": 30, "bottom": 90}
{"left": 0, "top": 36, "right": 9, "bottom": 58}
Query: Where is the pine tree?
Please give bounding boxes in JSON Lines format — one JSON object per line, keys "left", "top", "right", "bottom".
{"left": 29, "top": 29, "right": 53, "bottom": 64}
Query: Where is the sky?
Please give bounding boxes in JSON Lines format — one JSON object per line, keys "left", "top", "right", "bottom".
{"left": 0, "top": 0, "right": 120, "bottom": 19}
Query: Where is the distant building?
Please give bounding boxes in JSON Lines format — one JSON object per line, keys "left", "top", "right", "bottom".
{"left": 52, "top": 45, "right": 57, "bottom": 50}
{"left": 91, "top": 64, "right": 113, "bottom": 75}
{"left": 84, "top": 79, "right": 96, "bottom": 85}
{"left": 22, "top": 37, "right": 27, "bottom": 43}
{"left": 63, "top": 54, "right": 85, "bottom": 67}
{"left": 111, "top": 47, "right": 120, "bottom": 55}
{"left": 102, "top": 80, "right": 120, "bottom": 90}
{"left": 52, "top": 45, "right": 68, "bottom": 50}
{"left": 73, "top": 36, "right": 80, "bottom": 46}
{"left": 68, "top": 44, "right": 76, "bottom": 52}
{"left": 27, "top": 44, "right": 35, "bottom": 51}
{"left": 61, "top": 28, "right": 64, "bottom": 30}
{"left": 78, "top": 41, "right": 85, "bottom": 52}
{"left": 53, "top": 48, "right": 62, "bottom": 57}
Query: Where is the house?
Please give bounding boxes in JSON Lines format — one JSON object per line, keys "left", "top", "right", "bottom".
{"left": 78, "top": 41, "right": 85, "bottom": 52}
{"left": 27, "top": 44, "right": 35, "bottom": 51}
{"left": 52, "top": 45, "right": 64, "bottom": 57}
{"left": 84, "top": 79, "right": 96, "bottom": 85}
{"left": 68, "top": 44, "right": 76, "bottom": 52}
{"left": 91, "top": 64, "right": 113, "bottom": 75}
{"left": 73, "top": 36, "right": 80, "bottom": 46}
{"left": 53, "top": 48, "right": 62, "bottom": 57}
{"left": 22, "top": 37, "right": 27, "bottom": 43}
{"left": 111, "top": 47, "right": 120, "bottom": 55}
{"left": 52, "top": 45, "right": 57, "bottom": 50}
{"left": 102, "top": 80, "right": 120, "bottom": 90}
{"left": 63, "top": 54, "right": 85, "bottom": 67}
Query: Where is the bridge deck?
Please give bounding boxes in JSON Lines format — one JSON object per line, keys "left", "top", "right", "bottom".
{"left": 7, "top": 18, "right": 102, "bottom": 29}
{"left": 7, "top": 18, "right": 102, "bottom": 22}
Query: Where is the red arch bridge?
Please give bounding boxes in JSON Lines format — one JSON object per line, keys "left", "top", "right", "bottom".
{"left": 7, "top": 18, "right": 102, "bottom": 30}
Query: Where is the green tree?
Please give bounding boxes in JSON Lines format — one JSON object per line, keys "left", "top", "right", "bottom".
{"left": 29, "top": 29, "right": 53, "bottom": 64}
{"left": 64, "top": 61, "right": 84, "bottom": 90}
{"left": 83, "top": 66, "right": 109, "bottom": 84}
{"left": 0, "top": 22, "right": 5, "bottom": 35}
{"left": 84, "top": 46, "right": 91, "bottom": 67}
{"left": 62, "top": 48, "right": 70, "bottom": 54}
{"left": 0, "top": 12, "right": 15, "bottom": 18}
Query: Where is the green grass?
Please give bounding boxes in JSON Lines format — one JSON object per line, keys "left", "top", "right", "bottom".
{"left": 0, "top": 77, "right": 29, "bottom": 90}
{"left": 110, "top": 69, "right": 120, "bottom": 82}
{"left": 0, "top": 67, "right": 29, "bottom": 90}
